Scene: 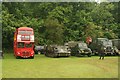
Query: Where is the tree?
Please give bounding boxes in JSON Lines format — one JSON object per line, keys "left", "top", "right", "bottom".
{"left": 44, "top": 17, "right": 64, "bottom": 45}
{"left": 2, "top": 4, "right": 16, "bottom": 48}
{"left": 2, "top": 2, "right": 119, "bottom": 50}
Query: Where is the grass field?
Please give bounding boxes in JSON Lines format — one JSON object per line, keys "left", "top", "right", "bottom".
{"left": 2, "top": 53, "right": 119, "bottom": 78}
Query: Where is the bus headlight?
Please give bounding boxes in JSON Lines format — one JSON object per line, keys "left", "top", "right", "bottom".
{"left": 31, "top": 52, "right": 34, "bottom": 55}
{"left": 17, "top": 52, "right": 20, "bottom": 55}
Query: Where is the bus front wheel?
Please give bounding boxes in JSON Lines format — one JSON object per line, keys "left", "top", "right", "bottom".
{"left": 16, "top": 56, "right": 20, "bottom": 59}
{"left": 30, "top": 56, "right": 34, "bottom": 59}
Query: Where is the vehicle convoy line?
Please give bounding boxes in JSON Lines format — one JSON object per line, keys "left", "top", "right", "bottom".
{"left": 12, "top": 27, "right": 120, "bottom": 59}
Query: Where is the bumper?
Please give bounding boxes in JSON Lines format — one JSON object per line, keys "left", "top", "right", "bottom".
{"left": 79, "top": 50, "right": 92, "bottom": 55}
{"left": 104, "top": 50, "right": 114, "bottom": 55}
{"left": 21, "top": 55, "right": 34, "bottom": 58}
{"left": 78, "top": 52, "right": 91, "bottom": 55}
{"left": 55, "top": 53, "right": 71, "bottom": 57}
{"left": 16, "top": 53, "right": 34, "bottom": 58}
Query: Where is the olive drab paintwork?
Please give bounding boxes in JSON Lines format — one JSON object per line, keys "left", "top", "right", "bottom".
{"left": 65, "top": 41, "right": 92, "bottom": 57}
{"left": 112, "top": 39, "right": 120, "bottom": 50}
{"left": 89, "top": 38, "right": 114, "bottom": 55}
{"left": 64, "top": 41, "right": 79, "bottom": 48}
{"left": 112, "top": 39, "right": 120, "bottom": 55}
{"left": 44, "top": 45, "right": 71, "bottom": 57}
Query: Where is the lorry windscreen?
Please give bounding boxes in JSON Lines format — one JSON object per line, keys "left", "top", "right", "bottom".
{"left": 103, "top": 41, "right": 112, "bottom": 46}
{"left": 17, "top": 42, "right": 24, "bottom": 48}
{"left": 78, "top": 43, "right": 87, "bottom": 48}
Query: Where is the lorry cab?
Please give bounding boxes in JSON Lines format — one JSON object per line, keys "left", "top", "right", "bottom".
{"left": 112, "top": 39, "right": 120, "bottom": 55}
{"left": 89, "top": 38, "right": 114, "bottom": 55}
{"left": 101, "top": 40, "right": 114, "bottom": 55}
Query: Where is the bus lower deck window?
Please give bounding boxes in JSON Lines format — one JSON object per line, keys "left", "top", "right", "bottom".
{"left": 17, "top": 42, "right": 24, "bottom": 48}
{"left": 26, "top": 43, "right": 32, "bottom": 48}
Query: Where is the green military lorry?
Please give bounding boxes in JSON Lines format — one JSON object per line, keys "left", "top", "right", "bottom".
{"left": 89, "top": 38, "right": 114, "bottom": 55}
{"left": 44, "top": 45, "right": 71, "bottom": 57}
{"left": 112, "top": 39, "right": 120, "bottom": 55}
{"left": 65, "top": 41, "right": 92, "bottom": 57}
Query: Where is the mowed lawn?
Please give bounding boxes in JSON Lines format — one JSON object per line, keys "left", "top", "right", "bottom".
{"left": 2, "top": 53, "right": 118, "bottom": 78}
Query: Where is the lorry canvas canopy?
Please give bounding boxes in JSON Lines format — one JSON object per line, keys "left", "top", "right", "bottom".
{"left": 97, "top": 38, "right": 108, "bottom": 42}
{"left": 112, "top": 39, "right": 120, "bottom": 49}
{"left": 78, "top": 43, "right": 87, "bottom": 48}
{"left": 103, "top": 41, "right": 112, "bottom": 46}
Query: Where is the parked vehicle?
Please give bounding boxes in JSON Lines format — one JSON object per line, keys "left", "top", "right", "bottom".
{"left": 45, "top": 45, "right": 71, "bottom": 57}
{"left": 64, "top": 41, "right": 80, "bottom": 48}
{"left": 34, "top": 46, "right": 45, "bottom": 54}
{"left": 89, "top": 38, "right": 114, "bottom": 55}
{"left": 112, "top": 39, "right": 120, "bottom": 55}
{"left": 70, "top": 42, "right": 92, "bottom": 57}
{"left": 14, "top": 27, "right": 34, "bottom": 59}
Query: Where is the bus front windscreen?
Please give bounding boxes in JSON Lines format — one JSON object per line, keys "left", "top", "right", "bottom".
{"left": 25, "top": 43, "right": 33, "bottom": 48}
{"left": 17, "top": 42, "right": 24, "bottom": 48}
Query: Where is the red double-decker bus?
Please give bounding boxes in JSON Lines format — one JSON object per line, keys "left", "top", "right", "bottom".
{"left": 14, "top": 27, "right": 34, "bottom": 59}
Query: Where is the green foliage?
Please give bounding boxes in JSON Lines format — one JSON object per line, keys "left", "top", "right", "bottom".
{"left": 44, "top": 17, "right": 64, "bottom": 45}
{"left": 2, "top": 5, "right": 16, "bottom": 48}
{"left": 2, "top": 2, "right": 119, "bottom": 49}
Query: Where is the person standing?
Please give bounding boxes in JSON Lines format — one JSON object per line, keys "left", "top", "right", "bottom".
{"left": 86, "top": 36, "right": 92, "bottom": 45}
{"left": 99, "top": 52, "right": 105, "bottom": 60}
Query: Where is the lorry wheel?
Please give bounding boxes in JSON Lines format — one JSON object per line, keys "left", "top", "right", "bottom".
{"left": 113, "top": 53, "right": 117, "bottom": 56}
{"left": 88, "top": 54, "right": 91, "bottom": 57}
{"left": 71, "top": 53, "right": 75, "bottom": 56}
{"left": 68, "top": 54, "right": 71, "bottom": 57}
{"left": 118, "top": 54, "right": 120, "bottom": 56}
{"left": 93, "top": 50, "right": 97, "bottom": 55}
{"left": 38, "top": 51, "right": 41, "bottom": 55}
{"left": 51, "top": 53, "right": 54, "bottom": 57}
{"left": 53, "top": 53, "right": 57, "bottom": 58}
{"left": 75, "top": 53, "right": 78, "bottom": 57}
{"left": 75, "top": 53, "right": 80, "bottom": 57}
{"left": 45, "top": 53, "right": 47, "bottom": 57}
{"left": 45, "top": 52, "right": 49, "bottom": 57}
